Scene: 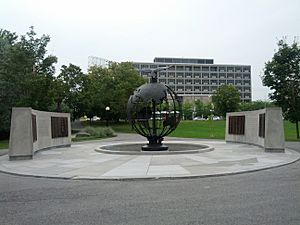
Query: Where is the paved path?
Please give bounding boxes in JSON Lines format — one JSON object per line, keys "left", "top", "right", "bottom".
{"left": 0, "top": 134, "right": 299, "bottom": 180}
{"left": 0, "top": 157, "right": 300, "bottom": 225}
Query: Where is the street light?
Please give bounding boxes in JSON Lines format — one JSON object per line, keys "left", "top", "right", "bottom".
{"left": 210, "top": 103, "right": 214, "bottom": 138}
{"left": 105, "top": 106, "right": 110, "bottom": 126}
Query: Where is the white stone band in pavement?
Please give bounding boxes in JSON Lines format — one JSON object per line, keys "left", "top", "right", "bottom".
{"left": 0, "top": 134, "right": 299, "bottom": 180}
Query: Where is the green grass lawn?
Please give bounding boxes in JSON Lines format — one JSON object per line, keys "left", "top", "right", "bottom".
{"left": 0, "top": 140, "right": 9, "bottom": 150}
{"left": 284, "top": 120, "right": 300, "bottom": 141}
{"left": 83, "top": 120, "right": 299, "bottom": 141}
{"left": 170, "top": 120, "right": 225, "bottom": 139}
{"left": 0, "top": 120, "right": 298, "bottom": 148}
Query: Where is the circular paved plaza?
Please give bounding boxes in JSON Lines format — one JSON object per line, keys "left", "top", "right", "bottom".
{"left": 0, "top": 134, "right": 299, "bottom": 180}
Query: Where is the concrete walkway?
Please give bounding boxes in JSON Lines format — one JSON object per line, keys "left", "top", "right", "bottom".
{"left": 0, "top": 134, "right": 299, "bottom": 180}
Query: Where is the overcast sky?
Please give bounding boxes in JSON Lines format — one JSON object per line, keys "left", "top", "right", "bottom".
{"left": 1, "top": 0, "right": 300, "bottom": 100}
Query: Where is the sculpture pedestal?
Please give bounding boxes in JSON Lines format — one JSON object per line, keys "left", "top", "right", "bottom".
{"left": 142, "top": 144, "right": 168, "bottom": 151}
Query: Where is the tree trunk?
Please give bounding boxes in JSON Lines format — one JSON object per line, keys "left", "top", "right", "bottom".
{"left": 296, "top": 120, "right": 299, "bottom": 139}
{"left": 55, "top": 101, "right": 62, "bottom": 112}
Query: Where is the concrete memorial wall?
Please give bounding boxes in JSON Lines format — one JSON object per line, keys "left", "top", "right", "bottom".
{"left": 9, "top": 108, "right": 71, "bottom": 160}
{"left": 225, "top": 107, "right": 285, "bottom": 152}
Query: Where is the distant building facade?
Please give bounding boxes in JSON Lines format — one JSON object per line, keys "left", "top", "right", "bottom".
{"left": 132, "top": 57, "right": 251, "bottom": 102}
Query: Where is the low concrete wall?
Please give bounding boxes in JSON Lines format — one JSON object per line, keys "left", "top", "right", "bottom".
{"left": 9, "top": 108, "right": 71, "bottom": 160}
{"left": 226, "top": 107, "right": 285, "bottom": 152}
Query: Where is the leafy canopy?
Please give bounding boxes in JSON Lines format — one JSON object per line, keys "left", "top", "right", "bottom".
{"left": 212, "top": 84, "right": 241, "bottom": 117}
{"left": 262, "top": 39, "right": 300, "bottom": 138}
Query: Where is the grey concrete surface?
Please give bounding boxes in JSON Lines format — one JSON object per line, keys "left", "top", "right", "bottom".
{"left": 0, "top": 134, "right": 299, "bottom": 180}
{"left": 0, "top": 159, "right": 299, "bottom": 225}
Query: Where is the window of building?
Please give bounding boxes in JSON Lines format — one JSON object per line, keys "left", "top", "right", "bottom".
{"left": 228, "top": 116, "right": 245, "bottom": 135}
{"left": 202, "top": 86, "right": 210, "bottom": 92}
{"left": 194, "top": 86, "right": 201, "bottom": 91}
{"left": 185, "top": 79, "right": 193, "bottom": 84}
{"left": 235, "top": 67, "right": 242, "bottom": 72}
{"left": 194, "top": 79, "right": 200, "bottom": 84}
{"left": 176, "top": 66, "right": 184, "bottom": 71}
{"left": 235, "top": 74, "right": 242, "bottom": 79}
{"left": 141, "top": 71, "right": 148, "bottom": 76}
{"left": 141, "top": 64, "right": 149, "bottom": 69}
{"left": 202, "top": 80, "right": 209, "bottom": 85}
{"left": 227, "top": 67, "right": 234, "bottom": 72}
{"left": 159, "top": 79, "right": 166, "bottom": 83}
{"left": 51, "top": 117, "right": 68, "bottom": 138}
{"left": 243, "top": 67, "right": 250, "bottom": 73}
{"left": 227, "top": 80, "right": 234, "bottom": 85}
{"left": 185, "top": 66, "right": 192, "bottom": 71}
{"left": 202, "top": 66, "right": 209, "bottom": 72}
{"left": 202, "top": 73, "right": 209, "bottom": 78}
{"left": 177, "top": 79, "right": 184, "bottom": 84}
{"left": 219, "top": 67, "right": 226, "bottom": 72}
{"left": 185, "top": 86, "right": 192, "bottom": 91}
{"left": 244, "top": 87, "right": 250, "bottom": 92}
{"left": 219, "top": 73, "right": 226, "bottom": 79}
{"left": 219, "top": 80, "right": 226, "bottom": 85}
{"left": 168, "top": 72, "right": 175, "bottom": 77}
{"left": 194, "top": 73, "right": 201, "bottom": 78}
{"left": 259, "top": 113, "right": 265, "bottom": 138}
{"left": 177, "top": 86, "right": 184, "bottom": 91}
{"left": 243, "top": 74, "right": 250, "bottom": 79}
{"left": 235, "top": 80, "right": 242, "bottom": 85}
{"left": 210, "top": 73, "right": 218, "bottom": 79}
{"left": 177, "top": 72, "right": 184, "bottom": 78}
{"left": 159, "top": 72, "right": 166, "bottom": 77}
{"left": 186, "top": 72, "right": 192, "bottom": 78}
{"left": 211, "top": 80, "right": 218, "bottom": 85}
{"left": 210, "top": 66, "right": 217, "bottom": 72}
{"left": 168, "top": 66, "right": 175, "bottom": 71}
{"left": 168, "top": 79, "right": 175, "bottom": 84}
{"left": 194, "top": 66, "right": 201, "bottom": 71}
{"left": 227, "top": 73, "right": 234, "bottom": 79}
{"left": 150, "top": 64, "right": 158, "bottom": 69}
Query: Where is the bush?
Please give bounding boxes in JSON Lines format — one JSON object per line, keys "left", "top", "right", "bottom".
{"left": 84, "top": 126, "right": 115, "bottom": 138}
{"left": 103, "top": 127, "right": 115, "bottom": 136}
{"left": 75, "top": 132, "right": 91, "bottom": 137}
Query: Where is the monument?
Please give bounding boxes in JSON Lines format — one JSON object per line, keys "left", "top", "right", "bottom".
{"left": 9, "top": 108, "right": 71, "bottom": 160}
{"left": 226, "top": 107, "right": 285, "bottom": 152}
{"left": 127, "top": 66, "right": 182, "bottom": 151}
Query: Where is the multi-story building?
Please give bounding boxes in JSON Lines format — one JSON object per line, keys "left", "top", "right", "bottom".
{"left": 132, "top": 57, "right": 251, "bottom": 103}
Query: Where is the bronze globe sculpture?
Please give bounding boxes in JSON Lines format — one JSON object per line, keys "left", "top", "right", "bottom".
{"left": 127, "top": 66, "right": 182, "bottom": 151}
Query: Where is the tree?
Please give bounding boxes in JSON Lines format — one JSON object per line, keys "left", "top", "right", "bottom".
{"left": 0, "top": 27, "right": 57, "bottom": 137}
{"left": 262, "top": 39, "right": 300, "bottom": 139}
{"left": 194, "top": 100, "right": 213, "bottom": 118}
{"left": 83, "top": 62, "right": 145, "bottom": 121}
{"left": 56, "top": 64, "right": 86, "bottom": 118}
{"left": 182, "top": 102, "right": 193, "bottom": 120}
{"left": 239, "top": 100, "right": 275, "bottom": 111}
{"left": 212, "top": 85, "right": 241, "bottom": 117}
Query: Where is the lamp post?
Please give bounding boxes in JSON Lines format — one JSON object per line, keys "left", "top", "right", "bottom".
{"left": 105, "top": 106, "right": 110, "bottom": 127}
{"left": 210, "top": 103, "right": 214, "bottom": 138}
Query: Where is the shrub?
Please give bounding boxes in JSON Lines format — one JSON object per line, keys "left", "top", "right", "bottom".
{"left": 84, "top": 126, "right": 115, "bottom": 138}
{"left": 103, "top": 127, "right": 115, "bottom": 137}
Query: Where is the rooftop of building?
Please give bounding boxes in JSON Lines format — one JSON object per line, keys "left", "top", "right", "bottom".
{"left": 153, "top": 57, "right": 214, "bottom": 64}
